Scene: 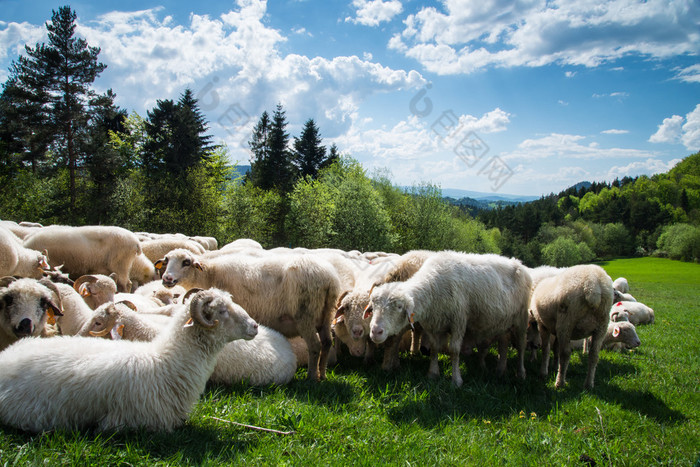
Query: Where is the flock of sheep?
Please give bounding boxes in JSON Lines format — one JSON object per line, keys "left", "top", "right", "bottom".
{"left": 0, "top": 220, "right": 655, "bottom": 433}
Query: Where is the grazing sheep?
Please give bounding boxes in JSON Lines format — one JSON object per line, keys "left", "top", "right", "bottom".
{"left": 0, "top": 288, "right": 258, "bottom": 433}
{"left": 573, "top": 321, "right": 641, "bottom": 353}
{"left": 531, "top": 264, "right": 614, "bottom": 389}
{"left": 23, "top": 225, "right": 144, "bottom": 292}
{"left": 612, "top": 301, "right": 654, "bottom": 325}
{"left": 0, "top": 277, "right": 63, "bottom": 351}
{"left": 613, "top": 277, "right": 630, "bottom": 294}
{"left": 366, "top": 252, "right": 531, "bottom": 386}
{"left": 155, "top": 249, "right": 341, "bottom": 381}
{"left": 0, "top": 227, "right": 50, "bottom": 279}
{"left": 129, "top": 253, "right": 160, "bottom": 291}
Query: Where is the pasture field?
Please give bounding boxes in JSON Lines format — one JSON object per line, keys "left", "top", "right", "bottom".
{"left": 0, "top": 257, "right": 697, "bottom": 465}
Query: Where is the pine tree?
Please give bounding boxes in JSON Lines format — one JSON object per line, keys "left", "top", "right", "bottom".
{"left": 292, "top": 118, "right": 326, "bottom": 179}
{"left": 248, "top": 104, "right": 295, "bottom": 192}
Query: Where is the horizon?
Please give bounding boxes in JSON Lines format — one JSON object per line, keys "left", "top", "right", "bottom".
{"left": 1, "top": 1, "right": 698, "bottom": 197}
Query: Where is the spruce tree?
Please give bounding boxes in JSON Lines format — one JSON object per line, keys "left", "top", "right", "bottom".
{"left": 248, "top": 104, "right": 295, "bottom": 192}
{"left": 292, "top": 118, "right": 326, "bottom": 179}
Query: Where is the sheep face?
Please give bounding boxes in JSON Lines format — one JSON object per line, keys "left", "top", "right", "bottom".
{"left": 156, "top": 250, "right": 202, "bottom": 289}
{"left": 366, "top": 284, "right": 414, "bottom": 345}
{"left": 333, "top": 291, "right": 370, "bottom": 357}
{"left": 0, "top": 278, "right": 61, "bottom": 340}
{"left": 74, "top": 275, "right": 117, "bottom": 310}
{"left": 610, "top": 306, "right": 630, "bottom": 322}
{"left": 607, "top": 322, "right": 641, "bottom": 350}
{"left": 187, "top": 289, "right": 258, "bottom": 342}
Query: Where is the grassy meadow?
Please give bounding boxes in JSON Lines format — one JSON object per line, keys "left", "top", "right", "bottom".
{"left": 0, "top": 257, "right": 698, "bottom": 465}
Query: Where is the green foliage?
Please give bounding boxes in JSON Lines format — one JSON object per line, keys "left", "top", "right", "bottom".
{"left": 286, "top": 177, "right": 337, "bottom": 248}
{"left": 656, "top": 223, "right": 700, "bottom": 262}
{"left": 541, "top": 236, "right": 593, "bottom": 267}
{"left": 221, "top": 182, "right": 285, "bottom": 248}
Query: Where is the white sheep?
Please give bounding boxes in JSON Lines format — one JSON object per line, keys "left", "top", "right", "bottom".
{"left": 155, "top": 248, "right": 341, "bottom": 381}
{"left": 140, "top": 237, "right": 206, "bottom": 263}
{"left": 0, "top": 276, "right": 63, "bottom": 351}
{"left": 0, "top": 226, "right": 50, "bottom": 279}
{"left": 613, "top": 277, "right": 630, "bottom": 294}
{"left": 613, "top": 290, "right": 636, "bottom": 302}
{"left": 572, "top": 321, "right": 641, "bottom": 353}
{"left": 79, "top": 301, "right": 170, "bottom": 341}
{"left": 530, "top": 264, "right": 613, "bottom": 389}
{"left": 0, "top": 220, "right": 41, "bottom": 240}
{"left": 612, "top": 301, "right": 654, "bottom": 325}
{"left": 0, "top": 288, "right": 258, "bottom": 433}
{"left": 24, "top": 225, "right": 146, "bottom": 292}
{"left": 366, "top": 252, "right": 532, "bottom": 386}
{"left": 52, "top": 282, "right": 95, "bottom": 336}
{"left": 333, "top": 251, "right": 433, "bottom": 369}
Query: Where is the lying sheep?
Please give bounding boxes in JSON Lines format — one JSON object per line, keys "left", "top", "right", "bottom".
{"left": 613, "top": 277, "right": 630, "bottom": 294}
{"left": 73, "top": 275, "right": 175, "bottom": 314}
{"left": 156, "top": 249, "right": 341, "bottom": 381}
{"left": 614, "top": 290, "right": 636, "bottom": 302}
{"left": 79, "top": 301, "right": 169, "bottom": 341}
{"left": 24, "top": 225, "right": 145, "bottom": 292}
{"left": 612, "top": 301, "right": 654, "bottom": 325}
{"left": 0, "top": 288, "right": 258, "bottom": 433}
{"left": 367, "top": 252, "right": 531, "bottom": 386}
{"left": 0, "top": 226, "right": 50, "bottom": 279}
{"left": 73, "top": 274, "right": 118, "bottom": 310}
{"left": 52, "top": 282, "right": 96, "bottom": 336}
{"left": 531, "top": 264, "right": 613, "bottom": 389}
{"left": 0, "top": 277, "right": 63, "bottom": 351}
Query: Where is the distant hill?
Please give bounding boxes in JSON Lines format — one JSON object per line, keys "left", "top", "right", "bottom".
{"left": 440, "top": 188, "right": 539, "bottom": 203}
{"left": 570, "top": 181, "right": 592, "bottom": 191}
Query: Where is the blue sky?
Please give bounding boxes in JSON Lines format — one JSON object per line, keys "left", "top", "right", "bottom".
{"left": 1, "top": 0, "right": 699, "bottom": 196}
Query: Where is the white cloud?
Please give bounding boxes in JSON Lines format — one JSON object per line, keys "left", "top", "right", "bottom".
{"left": 346, "top": 0, "right": 403, "bottom": 27}
{"left": 674, "top": 64, "right": 700, "bottom": 83}
{"left": 649, "top": 105, "right": 700, "bottom": 150}
{"left": 503, "top": 133, "right": 655, "bottom": 162}
{"left": 0, "top": 20, "right": 45, "bottom": 81}
{"left": 606, "top": 158, "right": 682, "bottom": 180}
{"left": 565, "top": 71, "right": 577, "bottom": 78}
{"left": 390, "top": 0, "right": 700, "bottom": 74}
{"left": 601, "top": 129, "right": 629, "bottom": 134}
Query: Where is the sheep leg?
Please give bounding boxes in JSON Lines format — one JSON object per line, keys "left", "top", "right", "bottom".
{"left": 363, "top": 340, "right": 376, "bottom": 365}
{"left": 381, "top": 335, "right": 402, "bottom": 371}
{"left": 300, "top": 330, "right": 322, "bottom": 381}
{"left": 448, "top": 333, "right": 464, "bottom": 387}
{"left": 538, "top": 326, "right": 552, "bottom": 380}
{"left": 317, "top": 324, "right": 333, "bottom": 381}
{"left": 555, "top": 323, "right": 572, "bottom": 389}
{"left": 426, "top": 331, "right": 443, "bottom": 380}
{"left": 410, "top": 325, "right": 423, "bottom": 355}
{"left": 584, "top": 323, "right": 607, "bottom": 389}
{"left": 513, "top": 326, "right": 527, "bottom": 380}
{"left": 476, "top": 341, "right": 488, "bottom": 369}
{"left": 496, "top": 334, "right": 509, "bottom": 377}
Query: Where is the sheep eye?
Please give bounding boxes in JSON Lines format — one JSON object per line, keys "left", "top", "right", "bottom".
{"left": 183, "top": 259, "right": 191, "bottom": 267}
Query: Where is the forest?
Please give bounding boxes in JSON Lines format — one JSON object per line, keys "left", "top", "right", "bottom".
{"left": 1, "top": 6, "right": 698, "bottom": 266}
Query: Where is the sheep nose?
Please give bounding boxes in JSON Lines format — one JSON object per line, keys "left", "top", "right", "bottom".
{"left": 14, "top": 318, "right": 33, "bottom": 337}
{"left": 352, "top": 325, "right": 364, "bottom": 339}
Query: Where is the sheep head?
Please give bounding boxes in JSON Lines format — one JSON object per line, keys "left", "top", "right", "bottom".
{"left": 367, "top": 283, "right": 415, "bottom": 345}
{"left": 0, "top": 277, "right": 63, "bottom": 341}
{"left": 184, "top": 288, "right": 258, "bottom": 342}
{"left": 156, "top": 249, "right": 204, "bottom": 289}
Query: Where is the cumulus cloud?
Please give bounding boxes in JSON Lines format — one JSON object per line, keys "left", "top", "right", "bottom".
{"left": 649, "top": 104, "right": 700, "bottom": 150}
{"left": 606, "top": 158, "right": 682, "bottom": 180}
{"left": 389, "top": 0, "right": 700, "bottom": 74}
{"left": 346, "top": 0, "right": 403, "bottom": 27}
{"left": 0, "top": 20, "right": 45, "bottom": 81}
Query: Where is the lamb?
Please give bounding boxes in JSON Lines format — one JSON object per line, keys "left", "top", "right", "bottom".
{"left": 612, "top": 301, "right": 654, "bottom": 325}
{"left": 613, "top": 277, "right": 630, "bottom": 294}
{"left": 0, "top": 288, "right": 258, "bottom": 433}
{"left": 23, "top": 225, "right": 145, "bottom": 292}
{"left": 52, "top": 282, "right": 96, "bottom": 336}
{"left": 366, "top": 252, "right": 532, "bottom": 386}
{"left": 0, "top": 226, "right": 50, "bottom": 279}
{"left": 155, "top": 248, "right": 341, "bottom": 381}
{"left": 0, "top": 276, "right": 64, "bottom": 351}
{"left": 530, "top": 264, "right": 614, "bottom": 389}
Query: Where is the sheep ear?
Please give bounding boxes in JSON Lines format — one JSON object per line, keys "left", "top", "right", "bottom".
{"left": 334, "top": 304, "right": 347, "bottom": 320}
{"left": 613, "top": 326, "right": 620, "bottom": 338}
{"left": 110, "top": 324, "right": 124, "bottom": 340}
{"left": 363, "top": 304, "right": 373, "bottom": 320}
{"left": 332, "top": 315, "right": 345, "bottom": 326}
{"left": 335, "top": 291, "right": 349, "bottom": 309}
{"left": 194, "top": 261, "right": 204, "bottom": 272}
{"left": 154, "top": 259, "right": 165, "bottom": 270}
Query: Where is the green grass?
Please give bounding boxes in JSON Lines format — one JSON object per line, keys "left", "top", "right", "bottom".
{"left": 1, "top": 257, "right": 698, "bottom": 465}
